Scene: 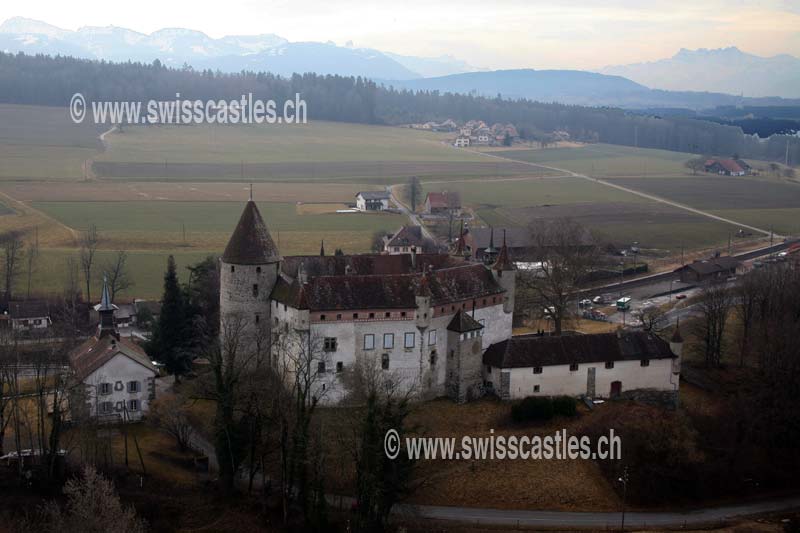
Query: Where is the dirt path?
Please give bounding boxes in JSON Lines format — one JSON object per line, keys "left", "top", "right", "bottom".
{"left": 0, "top": 189, "right": 79, "bottom": 245}
{"left": 81, "top": 124, "right": 117, "bottom": 180}
{"left": 467, "top": 149, "right": 779, "bottom": 238}
{"left": 387, "top": 184, "right": 436, "bottom": 241}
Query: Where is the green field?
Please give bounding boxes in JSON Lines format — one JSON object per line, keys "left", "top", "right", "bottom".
{"left": 489, "top": 143, "right": 693, "bottom": 177}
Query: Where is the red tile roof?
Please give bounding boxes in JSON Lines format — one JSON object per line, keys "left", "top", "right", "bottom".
{"left": 69, "top": 335, "right": 155, "bottom": 381}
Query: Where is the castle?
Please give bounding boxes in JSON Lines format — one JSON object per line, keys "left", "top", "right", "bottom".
{"left": 219, "top": 198, "right": 515, "bottom": 403}
{"left": 220, "top": 199, "right": 681, "bottom": 405}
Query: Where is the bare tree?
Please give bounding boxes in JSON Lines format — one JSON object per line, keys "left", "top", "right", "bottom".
{"left": 734, "top": 272, "right": 760, "bottom": 367}
{"left": 518, "top": 218, "right": 598, "bottom": 335}
{"left": 25, "top": 232, "right": 39, "bottom": 300}
{"left": 1, "top": 230, "right": 25, "bottom": 301}
{"left": 148, "top": 392, "right": 195, "bottom": 451}
{"left": 102, "top": 250, "right": 133, "bottom": 302}
{"left": 684, "top": 157, "right": 706, "bottom": 176}
{"left": 694, "top": 283, "right": 733, "bottom": 367}
{"left": 634, "top": 305, "right": 668, "bottom": 336}
{"left": 37, "top": 466, "right": 146, "bottom": 533}
{"left": 79, "top": 224, "right": 99, "bottom": 303}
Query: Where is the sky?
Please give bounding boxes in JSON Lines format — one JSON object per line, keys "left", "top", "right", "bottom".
{"left": 2, "top": 0, "right": 799, "bottom": 69}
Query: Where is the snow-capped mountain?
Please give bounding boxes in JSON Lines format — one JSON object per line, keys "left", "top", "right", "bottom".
{"left": 600, "top": 47, "right": 800, "bottom": 98}
{"left": 0, "top": 16, "right": 481, "bottom": 79}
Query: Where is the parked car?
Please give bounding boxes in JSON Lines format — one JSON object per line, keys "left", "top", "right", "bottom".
{"left": 675, "top": 294, "right": 687, "bottom": 300}
{"left": 592, "top": 296, "right": 604, "bottom": 304}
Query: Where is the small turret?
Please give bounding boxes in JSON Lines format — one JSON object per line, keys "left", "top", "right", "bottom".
{"left": 95, "top": 275, "right": 118, "bottom": 338}
{"left": 483, "top": 227, "right": 498, "bottom": 265}
{"left": 320, "top": 240, "right": 325, "bottom": 257}
{"left": 491, "top": 230, "right": 516, "bottom": 314}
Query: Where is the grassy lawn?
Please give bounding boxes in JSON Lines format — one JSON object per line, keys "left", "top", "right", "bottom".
{"left": 709, "top": 208, "right": 800, "bottom": 236}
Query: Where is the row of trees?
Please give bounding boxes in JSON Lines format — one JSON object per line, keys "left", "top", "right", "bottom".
{"left": 2, "top": 51, "right": 798, "bottom": 164}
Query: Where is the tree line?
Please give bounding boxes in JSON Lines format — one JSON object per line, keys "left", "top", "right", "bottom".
{"left": 1, "top": 51, "right": 798, "bottom": 164}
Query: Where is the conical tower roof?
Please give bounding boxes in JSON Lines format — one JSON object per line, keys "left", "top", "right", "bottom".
{"left": 493, "top": 230, "right": 515, "bottom": 272}
{"left": 222, "top": 200, "right": 280, "bottom": 264}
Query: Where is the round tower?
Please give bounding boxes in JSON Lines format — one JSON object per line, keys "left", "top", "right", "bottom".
{"left": 220, "top": 198, "right": 281, "bottom": 338}
{"left": 491, "top": 230, "right": 516, "bottom": 315}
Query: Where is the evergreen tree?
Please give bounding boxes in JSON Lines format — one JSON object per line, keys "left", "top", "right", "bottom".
{"left": 147, "top": 255, "right": 190, "bottom": 382}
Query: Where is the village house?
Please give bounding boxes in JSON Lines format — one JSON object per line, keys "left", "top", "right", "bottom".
{"left": 453, "top": 136, "right": 470, "bottom": 148}
{"left": 424, "top": 191, "right": 460, "bottom": 216}
{"left": 483, "top": 329, "right": 682, "bottom": 401}
{"left": 355, "top": 191, "right": 391, "bottom": 211}
{"left": 676, "top": 256, "right": 742, "bottom": 283}
{"left": 4, "top": 300, "right": 51, "bottom": 332}
{"left": 383, "top": 226, "right": 427, "bottom": 254}
{"left": 704, "top": 158, "right": 751, "bottom": 176}
{"left": 68, "top": 279, "right": 157, "bottom": 422}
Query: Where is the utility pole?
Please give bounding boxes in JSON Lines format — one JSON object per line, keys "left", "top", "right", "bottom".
{"left": 728, "top": 233, "right": 732, "bottom": 256}
{"left": 787, "top": 139, "right": 790, "bottom": 167}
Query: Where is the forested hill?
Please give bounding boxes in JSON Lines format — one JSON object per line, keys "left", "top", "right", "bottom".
{"left": 1, "top": 51, "right": 797, "bottom": 164}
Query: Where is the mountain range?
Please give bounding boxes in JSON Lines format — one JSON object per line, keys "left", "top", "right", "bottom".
{"left": 1, "top": 17, "right": 798, "bottom": 107}
{"left": 600, "top": 47, "right": 800, "bottom": 99}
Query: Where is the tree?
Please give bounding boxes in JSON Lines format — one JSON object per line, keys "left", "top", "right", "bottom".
{"left": 1, "top": 230, "right": 24, "bottom": 301}
{"left": 518, "top": 218, "right": 598, "bottom": 336}
{"left": 147, "top": 256, "right": 190, "bottom": 382}
{"left": 684, "top": 157, "right": 706, "bottom": 176}
{"left": 734, "top": 272, "right": 760, "bottom": 367}
{"left": 79, "top": 224, "right": 99, "bottom": 303}
{"left": 693, "top": 283, "right": 733, "bottom": 367}
{"left": 101, "top": 250, "right": 133, "bottom": 302}
{"left": 148, "top": 392, "right": 195, "bottom": 451}
{"left": 38, "top": 466, "right": 146, "bottom": 533}
{"left": 634, "top": 305, "right": 668, "bottom": 336}
{"left": 371, "top": 230, "right": 390, "bottom": 252}
{"left": 406, "top": 176, "right": 422, "bottom": 212}
{"left": 25, "top": 231, "right": 39, "bottom": 299}
{"left": 769, "top": 162, "right": 781, "bottom": 176}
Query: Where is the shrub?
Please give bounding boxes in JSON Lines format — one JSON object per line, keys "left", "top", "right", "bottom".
{"left": 552, "top": 396, "right": 577, "bottom": 417}
{"left": 511, "top": 396, "right": 554, "bottom": 423}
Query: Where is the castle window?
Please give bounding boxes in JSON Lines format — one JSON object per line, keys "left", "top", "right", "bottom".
{"left": 320, "top": 314, "right": 326, "bottom": 321}
{"left": 317, "top": 361, "right": 326, "bottom": 374}
{"left": 381, "top": 353, "right": 390, "bottom": 370}
{"left": 483, "top": 299, "right": 487, "bottom": 305}
{"left": 324, "top": 337, "right": 337, "bottom": 352}
{"left": 337, "top": 314, "right": 342, "bottom": 320}
{"left": 428, "top": 329, "right": 437, "bottom": 345}
{"left": 283, "top": 304, "right": 287, "bottom": 312}
{"left": 364, "top": 334, "right": 375, "bottom": 351}
{"left": 401, "top": 312, "right": 407, "bottom": 318}
{"left": 99, "top": 401, "right": 113, "bottom": 414}
{"left": 253, "top": 284, "right": 259, "bottom": 297}
{"left": 256, "top": 266, "right": 261, "bottom": 274}
{"left": 369, "top": 312, "right": 375, "bottom": 319}
{"left": 383, "top": 333, "right": 394, "bottom": 349}
{"left": 336, "top": 362, "right": 343, "bottom": 373}
{"left": 485, "top": 365, "right": 492, "bottom": 374}
{"left": 404, "top": 332, "right": 415, "bottom": 349}
{"left": 569, "top": 363, "right": 579, "bottom": 371}
{"left": 385, "top": 312, "right": 391, "bottom": 318}
{"left": 231, "top": 265, "right": 235, "bottom": 273}
{"left": 441, "top": 307, "right": 445, "bottom": 312}
{"left": 255, "top": 314, "right": 260, "bottom": 324}
{"left": 533, "top": 366, "right": 543, "bottom": 374}
{"left": 430, "top": 351, "right": 437, "bottom": 367}
{"left": 605, "top": 361, "right": 615, "bottom": 369}
{"left": 127, "top": 381, "right": 140, "bottom": 393}
{"left": 128, "top": 399, "right": 140, "bottom": 412}
{"left": 640, "top": 359, "right": 650, "bottom": 367}
{"left": 533, "top": 385, "right": 540, "bottom": 393}
{"left": 451, "top": 305, "right": 455, "bottom": 311}
{"left": 99, "top": 383, "right": 111, "bottom": 395}
{"left": 353, "top": 313, "right": 359, "bottom": 319}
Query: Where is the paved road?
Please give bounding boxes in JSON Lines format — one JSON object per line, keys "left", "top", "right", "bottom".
{"left": 394, "top": 496, "right": 800, "bottom": 528}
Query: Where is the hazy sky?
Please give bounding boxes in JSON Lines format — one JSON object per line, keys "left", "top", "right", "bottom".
{"left": 2, "top": 0, "right": 799, "bottom": 69}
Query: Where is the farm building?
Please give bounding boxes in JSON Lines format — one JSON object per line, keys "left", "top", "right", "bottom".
{"left": 355, "top": 191, "right": 391, "bottom": 211}
{"left": 704, "top": 158, "right": 751, "bottom": 176}
{"left": 424, "top": 191, "right": 460, "bottom": 215}
{"left": 483, "top": 329, "right": 682, "bottom": 401}
{"left": 453, "top": 136, "right": 470, "bottom": 148}
{"left": 676, "top": 256, "right": 742, "bottom": 283}
{"left": 69, "top": 279, "right": 157, "bottom": 422}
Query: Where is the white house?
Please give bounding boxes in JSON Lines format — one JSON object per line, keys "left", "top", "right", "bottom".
{"left": 383, "top": 226, "right": 426, "bottom": 254}
{"left": 69, "top": 279, "right": 157, "bottom": 422}
{"left": 482, "top": 329, "right": 682, "bottom": 401}
{"left": 355, "top": 191, "right": 391, "bottom": 211}
{"left": 6, "top": 301, "right": 51, "bottom": 332}
{"left": 453, "top": 136, "right": 470, "bottom": 147}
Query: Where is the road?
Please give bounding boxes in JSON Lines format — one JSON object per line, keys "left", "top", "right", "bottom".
{"left": 394, "top": 496, "right": 800, "bottom": 528}
{"left": 386, "top": 184, "right": 436, "bottom": 241}
{"left": 467, "top": 148, "right": 780, "bottom": 238}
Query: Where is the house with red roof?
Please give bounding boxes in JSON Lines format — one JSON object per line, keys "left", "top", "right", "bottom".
{"left": 704, "top": 158, "right": 751, "bottom": 176}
